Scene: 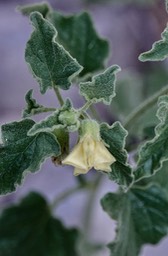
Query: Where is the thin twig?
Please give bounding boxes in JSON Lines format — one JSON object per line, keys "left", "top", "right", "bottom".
{"left": 123, "top": 84, "right": 168, "bottom": 130}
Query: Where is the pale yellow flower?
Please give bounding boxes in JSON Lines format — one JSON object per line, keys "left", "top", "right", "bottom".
{"left": 62, "top": 120, "right": 116, "bottom": 175}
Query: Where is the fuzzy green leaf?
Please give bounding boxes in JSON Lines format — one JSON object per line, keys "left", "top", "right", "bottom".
{"left": 25, "top": 12, "right": 82, "bottom": 94}
{"left": 80, "top": 65, "right": 120, "bottom": 104}
{"left": 100, "top": 121, "right": 133, "bottom": 190}
{"left": 22, "top": 89, "right": 55, "bottom": 118}
{"left": 0, "top": 119, "right": 60, "bottom": 194}
{"left": 135, "top": 95, "right": 168, "bottom": 181}
{"left": 48, "top": 11, "right": 109, "bottom": 76}
{"left": 18, "top": 2, "right": 51, "bottom": 17}
{"left": 101, "top": 184, "right": 168, "bottom": 256}
{"left": 139, "top": 26, "right": 168, "bottom": 61}
{"left": 0, "top": 192, "right": 79, "bottom": 256}
{"left": 28, "top": 99, "right": 79, "bottom": 136}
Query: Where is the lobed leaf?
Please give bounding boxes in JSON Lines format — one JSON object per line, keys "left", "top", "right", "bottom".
{"left": 101, "top": 184, "right": 168, "bottom": 256}
{"left": 0, "top": 192, "right": 79, "bottom": 256}
{"left": 139, "top": 26, "right": 168, "bottom": 62}
{"left": 25, "top": 12, "right": 82, "bottom": 94}
{"left": 100, "top": 121, "right": 133, "bottom": 190}
{"left": 80, "top": 65, "right": 121, "bottom": 104}
{"left": 0, "top": 119, "right": 60, "bottom": 194}
{"left": 48, "top": 11, "right": 109, "bottom": 76}
{"left": 22, "top": 89, "right": 55, "bottom": 118}
{"left": 28, "top": 99, "right": 80, "bottom": 136}
{"left": 135, "top": 95, "right": 168, "bottom": 181}
{"left": 18, "top": 2, "right": 51, "bottom": 17}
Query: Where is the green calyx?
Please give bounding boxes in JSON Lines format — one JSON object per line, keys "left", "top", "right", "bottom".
{"left": 58, "top": 109, "right": 80, "bottom": 130}
{"left": 79, "top": 119, "right": 100, "bottom": 140}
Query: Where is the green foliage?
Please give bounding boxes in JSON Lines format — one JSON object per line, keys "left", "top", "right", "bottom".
{"left": 25, "top": 12, "right": 82, "bottom": 94}
{"left": 80, "top": 65, "right": 120, "bottom": 104}
{"left": 18, "top": 2, "right": 51, "bottom": 17}
{"left": 0, "top": 119, "right": 60, "bottom": 194}
{"left": 135, "top": 95, "right": 168, "bottom": 181}
{"left": 0, "top": 192, "right": 79, "bottom": 256}
{"left": 2, "top": 1, "right": 168, "bottom": 255}
{"left": 101, "top": 184, "right": 168, "bottom": 256}
{"left": 48, "top": 11, "right": 109, "bottom": 76}
{"left": 28, "top": 99, "right": 80, "bottom": 136}
{"left": 100, "top": 122, "right": 133, "bottom": 190}
{"left": 22, "top": 89, "right": 55, "bottom": 118}
{"left": 139, "top": 26, "right": 168, "bottom": 62}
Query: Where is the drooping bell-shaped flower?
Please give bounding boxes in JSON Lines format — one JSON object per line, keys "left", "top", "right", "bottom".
{"left": 62, "top": 120, "right": 116, "bottom": 175}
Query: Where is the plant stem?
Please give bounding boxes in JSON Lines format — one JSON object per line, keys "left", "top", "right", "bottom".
{"left": 123, "top": 84, "right": 168, "bottom": 130}
{"left": 89, "top": 104, "right": 101, "bottom": 122}
{"left": 79, "top": 101, "right": 102, "bottom": 122}
{"left": 83, "top": 174, "right": 103, "bottom": 239}
{"left": 53, "top": 87, "right": 64, "bottom": 106}
{"left": 40, "top": 107, "right": 57, "bottom": 112}
{"left": 50, "top": 182, "right": 93, "bottom": 210}
{"left": 79, "top": 101, "right": 92, "bottom": 113}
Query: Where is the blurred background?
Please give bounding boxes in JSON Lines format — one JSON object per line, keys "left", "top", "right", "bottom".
{"left": 1, "top": 0, "right": 168, "bottom": 255}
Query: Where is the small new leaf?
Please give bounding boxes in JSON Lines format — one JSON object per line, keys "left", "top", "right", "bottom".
{"left": 0, "top": 192, "right": 79, "bottom": 256}
{"left": 48, "top": 11, "right": 109, "bottom": 76}
{"left": 28, "top": 99, "right": 79, "bottom": 136}
{"left": 135, "top": 95, "right": 168, "bottom": 181}
{"left": 100, "top": 121, "right": 133, "bottom": 190}
{"left": 18, "top": 2, "right": 51, "bottom": 17}
{"left": 101, "top": 184, "right": 168, "bottom": 256}
{"left": 80, "top": 65, "right": 120, "bottom": 104}
{"left": 0, "top": 119, "right": 60, "bottom": 194}
{"left": 25, "top": 12, "right": 82, "bottom": 94}
{"left": 139, "top": 25, "right": 168, "bottom": 61}
{"left": 22, "top": 89, "right": 55, "bottom": 118}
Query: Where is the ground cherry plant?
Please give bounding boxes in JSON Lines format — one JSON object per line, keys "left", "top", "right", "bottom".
{"left": 1, "top": 1, "right": 168, "bottom": 256}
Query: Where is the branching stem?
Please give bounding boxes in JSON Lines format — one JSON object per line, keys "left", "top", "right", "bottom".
{"left": 124, "top": 84, "right": 168, "bottom": 130}
{"left": 83, "top": 174, "right": 103, "bottom": 238}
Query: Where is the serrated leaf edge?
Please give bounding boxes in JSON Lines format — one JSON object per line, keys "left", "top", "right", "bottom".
{"left": 25, "top": 12, "right": 83, "bottom": 94}
{"left": 79, "top": 65, "right": 121, "bottom": 104}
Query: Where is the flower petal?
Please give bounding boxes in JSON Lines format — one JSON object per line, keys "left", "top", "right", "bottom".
{"left": 93, "top": 141, "right": 116, "bottom": 171}
{"left": 62, "top": 142, "right": 88, "bottom": 170}
{"left": 73, "top": 167, "right": 90, "bottom": 176}
{"left": 82, "top": 135, "right": 95, "bottom": 168}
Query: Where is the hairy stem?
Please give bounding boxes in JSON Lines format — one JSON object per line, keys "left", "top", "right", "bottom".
{"left": 89, "top": 104, "right": 101, "bottom": 122}
{"left": 79, "top": 101, "right": 92, "bottom": 112}
{"left": 53, "top": 87, "right": 64, "bottom": 106}
{"left": 124, "top": 84, "right": 168, "bottom": 130}
{"left": 83, "top": 174, "right": 103, "bottom": 238}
